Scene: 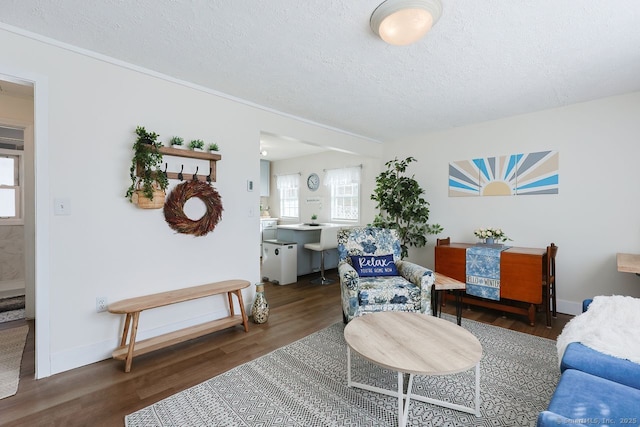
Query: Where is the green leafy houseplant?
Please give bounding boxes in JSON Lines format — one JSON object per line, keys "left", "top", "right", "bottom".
{"left": 189, "top": 139, "right": 205, "bottom": 150}
{"left": 208, "top": 142, "right": 219, "bottom": 152}
{"left": 126, "top": 126, "right": 169, "bottom": 202}
{"left": 170, "top": 136, "right": 184, "bottom": 147}
{"left": 371, "top": 157, "right": 443, "bottom": 259}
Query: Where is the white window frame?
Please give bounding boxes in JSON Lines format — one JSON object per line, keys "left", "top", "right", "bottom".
{"left": 276, "top": 174, "right": 300, "bottom": 219}
{"left": 325, "top": 167, "right": 360, "bottom": 223}
{"left": 0, "top": 148, "right": 24, "bottom": 225}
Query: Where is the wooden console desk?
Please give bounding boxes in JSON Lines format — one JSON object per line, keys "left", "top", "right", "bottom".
{"left": 435, "top": 242, "right": 547, "bottom": 326}
{"left": 617, "top": 253, "right": 640, "bottom": 275}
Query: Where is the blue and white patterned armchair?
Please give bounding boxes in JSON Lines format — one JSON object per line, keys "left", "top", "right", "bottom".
{"left": 338, "top": 226, "right": 435, "bottom": 322}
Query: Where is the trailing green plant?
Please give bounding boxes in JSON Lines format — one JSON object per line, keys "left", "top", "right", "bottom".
{"left": 189, "top": 139, "right": 205, "bottom": 150}
{"left": 125, "top": 126, "right": 169, "bottom": 202}
{"left": 208, "top": 142, "right": 219, "bottom": 151}
{"left": 370, "top": 156, "right": 443, "bottom": 259}
{"left": 170, "top": 136, "right": 184, "bottom": 146}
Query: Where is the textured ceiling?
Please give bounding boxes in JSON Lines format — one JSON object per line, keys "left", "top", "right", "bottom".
{"left": 1, "top": 1, "right": 640, "bottom": 144}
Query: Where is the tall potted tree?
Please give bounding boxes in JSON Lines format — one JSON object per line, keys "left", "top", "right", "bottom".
{"left": 125, "top": 126, "right": 169, "bottom": 209}
{"left": 371, "top": 157, "right": 442, "bottom": 258}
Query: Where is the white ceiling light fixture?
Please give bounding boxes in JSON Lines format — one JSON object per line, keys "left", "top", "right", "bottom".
{"left": 370, "top": 0, "right": 443, "bottom": 46}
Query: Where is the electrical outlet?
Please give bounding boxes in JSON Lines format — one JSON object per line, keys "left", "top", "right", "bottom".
{"left": 96, "top": 296, "right": 108, "bottom": 313}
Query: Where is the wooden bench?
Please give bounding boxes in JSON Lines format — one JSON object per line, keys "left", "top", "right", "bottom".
{"left": 108, "top": 279, "right": 250, "bottom": 372}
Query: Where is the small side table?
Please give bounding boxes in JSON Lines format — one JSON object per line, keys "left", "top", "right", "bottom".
{"left": 432, "top": 273, "right": 466, "bottom": 325}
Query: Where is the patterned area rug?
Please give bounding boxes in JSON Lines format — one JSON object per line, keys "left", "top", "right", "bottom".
{"left": 0, "top": 325, "right": 29, "bottom": 400}
{"left": 126, "top": 315, "right": 558, "bottom": 426}
{"left": 0, "top": 296, "right": 25, "bottom": 324}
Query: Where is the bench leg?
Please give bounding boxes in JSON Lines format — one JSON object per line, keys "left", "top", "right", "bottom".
{"left": 227, "top": 292, "right": 235, "bottom": 316}
{"left": 125, "top": 312, "right": 141, "bottom": 373}
{"left": 120, "top": 313, "right": 132, "bottom": 347}
{"left": 232, "top": 289, "right": 249, "bottom": 332}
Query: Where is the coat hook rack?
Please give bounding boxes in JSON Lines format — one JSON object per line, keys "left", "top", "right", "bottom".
{"left": 192, "top": 166, "right": 199, "bottom": 181}
{"left": 143, "top": 146, "right": 221, "bottom": 183}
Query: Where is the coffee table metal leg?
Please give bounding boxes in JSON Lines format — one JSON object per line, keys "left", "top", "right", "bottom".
{"left": 407, "top": 362, "right": 481, "bottom": 417}
{"left": 402, "top": 373, "right": 414, "bottom": 427}
{"left": 347, "top": 348, "right": 480, "bottom": 422}
{"left": 397, "top": 373, "right": 404, "bottom": 426}
{"left": 347, "top": 347, "right": 352, "bottom": 387}
{"left": 474, "top": 362, "right": 481, "bottom": 416}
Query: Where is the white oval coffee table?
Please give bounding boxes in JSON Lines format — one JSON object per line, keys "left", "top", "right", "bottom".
{"left": 344, "top": 311, "right": 482, "bottom": 427}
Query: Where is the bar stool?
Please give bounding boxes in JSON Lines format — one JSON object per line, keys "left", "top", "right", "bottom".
{"left": 304, "top": 226, "right": 340, "bottom": 285}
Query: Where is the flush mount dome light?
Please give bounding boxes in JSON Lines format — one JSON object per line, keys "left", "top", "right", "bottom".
{"left": 370, "top": 0, "right": 442, "bottom": 46}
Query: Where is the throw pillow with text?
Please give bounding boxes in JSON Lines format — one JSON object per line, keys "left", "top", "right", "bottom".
{"left": 350, "top": 254, "right": 398, "bottom": 277}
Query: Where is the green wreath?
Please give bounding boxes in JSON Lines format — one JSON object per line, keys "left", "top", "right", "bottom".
{"left": 164, "top": 180, "right": 223, "bottom": 236}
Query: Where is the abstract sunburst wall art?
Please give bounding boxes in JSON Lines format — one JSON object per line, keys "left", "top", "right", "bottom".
{"left": 449, "top": 151, "right": 559, "bottom": 197}
{"left": 515, "top": 151, "right": 559, "bottom": 195}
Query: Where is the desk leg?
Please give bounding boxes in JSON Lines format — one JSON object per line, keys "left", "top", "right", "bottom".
{"left": 124, "top": 311, "right": 140, "bottom": 373}
{"left": 527, "top": 304, "right": 536, "bottom": 327}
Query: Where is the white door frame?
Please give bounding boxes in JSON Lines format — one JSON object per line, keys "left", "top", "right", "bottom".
{"left": 0, "top": 67, "right": 51, "bottom": 378}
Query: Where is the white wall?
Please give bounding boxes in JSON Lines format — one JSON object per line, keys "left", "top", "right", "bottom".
{"left": 0, "top": 27, "right": 380, "bottom": 375}
{"left": 387, "top": 92, "right": 640, "bottom": 315}
{"left": 269, "top": 151, "right": 381, "bottom": 226}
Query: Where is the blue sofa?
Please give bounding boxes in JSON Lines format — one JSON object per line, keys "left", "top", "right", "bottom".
{"left": 537, "top": 299, "right": 640, "bottom": 426}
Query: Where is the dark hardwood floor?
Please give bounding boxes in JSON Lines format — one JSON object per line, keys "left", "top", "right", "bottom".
{"left": 0, "top": 270, "right": 572, "bottom": 426}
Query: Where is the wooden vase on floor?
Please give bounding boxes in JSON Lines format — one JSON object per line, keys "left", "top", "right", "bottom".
{"left": 252, "top": 283, "right": 269, "bottom": 324}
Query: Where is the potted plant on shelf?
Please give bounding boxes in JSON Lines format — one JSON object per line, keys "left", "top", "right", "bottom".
{"left": 170, "top": 136, "right": 185, "bottom": 149}
{"left": 311, "top": 213, "right": 318, "bottom": 225}
{"left": 125, "top": 126, "right": 169, "bottom": 209}
{"left": 208, "top": 142, "right": 220, "bottom": 153}
{"left": 189, "top": 139, "right": 205, "bottom": 151}
{"left": 371, "top": 156, "right": 443, "bottom": 259}
{"left": 474, "top": 227, "right": 511, "bottom": 245}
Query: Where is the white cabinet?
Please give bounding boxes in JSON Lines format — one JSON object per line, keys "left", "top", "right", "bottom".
{"left": 260, "top": 159, "right": 270, "bottom": 197}
{"left": 260, "top": 219, "right": 278, "bottom": 241}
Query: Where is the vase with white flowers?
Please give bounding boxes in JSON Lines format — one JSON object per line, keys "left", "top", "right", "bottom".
{"left": 474, "top": 227, "right": 511, "bottom": 245}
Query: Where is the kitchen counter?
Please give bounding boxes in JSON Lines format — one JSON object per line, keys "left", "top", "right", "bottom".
{"left": 277, "top": 223, "right": 342, "bottom": 231}
{"left": 276, "top": 223, "right": 353, "bottom": 277}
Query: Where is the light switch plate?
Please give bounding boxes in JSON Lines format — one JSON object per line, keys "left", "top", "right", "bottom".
{"left": 54, "top": 198, "right": 71, "bottom": 215}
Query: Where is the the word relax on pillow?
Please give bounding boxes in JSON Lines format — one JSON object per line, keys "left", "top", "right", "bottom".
{"left": 350, "top": 254, "right": 398, "bottom": 277}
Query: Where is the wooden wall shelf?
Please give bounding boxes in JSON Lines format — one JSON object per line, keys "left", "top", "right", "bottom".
{"left": 137, "top": 145, "right": 221, "bottom": 183}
